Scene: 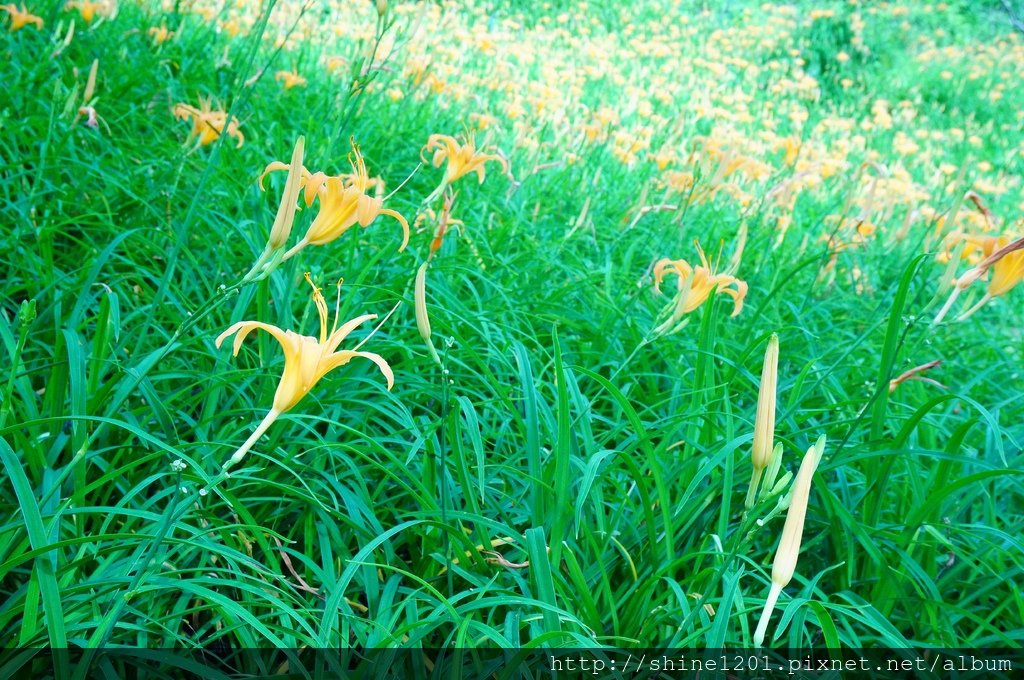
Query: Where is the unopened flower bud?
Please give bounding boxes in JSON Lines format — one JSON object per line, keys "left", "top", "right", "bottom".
{"left": 415, "top": 262, "right": 441, "bottom": 366}
{"left": 746, "top": 334, "right": 779, "bottom": 509}
{"left": 753, "top": 434, "right": 826, "bottom": 647}
{"left": 267, "top": 136, "right": 305, "bottom": 251}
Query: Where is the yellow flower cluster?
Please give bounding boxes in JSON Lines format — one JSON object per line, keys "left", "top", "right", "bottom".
{"left": 210, "top": 120, "right": 511, "bottom": 470}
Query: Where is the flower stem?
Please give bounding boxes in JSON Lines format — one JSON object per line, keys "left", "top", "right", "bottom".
{"left": 280, "top": 238, "right": 308, "bottom": 263}
{"left": 423, "top": 180, "right": 449, "bottom": 207}
{"left": 609, "top": 333, "right": 652, "bottom": 382}
{"left": 932, "top": 285, "right": 961, "bottom": 325}
{"left": 222, "top": 409, "right": 280, "bottom": 473}
{"left": 753, "top": 581, "right": 783, "bottom": 647}
{"left": 954, "top": 292, "right": 992, "bottom": 322}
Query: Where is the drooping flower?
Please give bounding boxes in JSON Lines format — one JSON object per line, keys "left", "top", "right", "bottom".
{"left": 426, "top": 189, "right": 460, "bottom": 259}
{"left": 173, "top": 98, "right": 244, "bottom": 148}
{"left": 215, "top": 274, "right": 394, "bottom": 472}
{"left": 259, "top": 138, "right": 409, "bottom": 261}
{"left": 753, "top": 435, "right": 826, "bottom": 647}
{"left": 934, "top": 234, "right": 1024, "bottom": 323}
{"left": 78, "top": 106, "right": 99, "bottom": 129}
{"left": 889, "top": 359, "right": 945, "bottom": 392}
{"left": 72, "top": 59, "right": 101, "bottom": 129}
{"left": 652, "top": 243, "right": 748, "bottom": 333}
{"left": 1, "top": 3, "right": 43, "bottom": 30}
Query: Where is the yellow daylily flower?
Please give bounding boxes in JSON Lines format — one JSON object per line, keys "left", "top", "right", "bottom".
{"left": 936, "top": 231, "right": 998, "bottom": 265}
{"left": 934, "top": 234, "right": 1024, "bottom": 323}
{"left": 259, "top": 138, "right": 409, "bottom": 262}
{"left": 325, "top": 55, "right": 347, "bottom": 73}
{"left": 1, "top": 3, "right": 43, "bottom": 30}
{"left": 215, "top": 274, "right": 394, "bottom": 472}
{"left": 148, "top": 25, "right": 172, "bottom": 45}
{"left": 986, "top": 240, "right": 1024, "bottom": 297}
{"left": 275, "top": 69, "right": 307, "bottom": 90}
{"left": 652, "top": 244, "right": 748, "bottom": 333}
{"left": 469, "top": 112, "right": 498, "bottom": 130}
{"left": 777, "top": 135, "right": 801, "bottom": 167}
{"left": 172, "top": 98, "right": 244, "bottom": 148}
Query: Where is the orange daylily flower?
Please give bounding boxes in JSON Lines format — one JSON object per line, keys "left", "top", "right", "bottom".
{"left": 65, "top": 0, "right": 107, "bottom": 23}
{"left": 172, "top": 98, "right": 244, "bottom": 148}
{"left": 275, "top": 70, "right": 307, "bottom": 90}
{"left": 421, "top": 133, "right": 508, "bottom": 202}
{"left": 148, "top": 25, "right": 172, "bottom": 45}
{"left": 215, "top": 274, "right": 394, "bottom": 472}
{"left": 1, "top": 3, "right": 42, "bottom": 30}
{"left": 259, "top": 138, "right": 409, "bottom": 261}
{"left": 652, "top": 244, "right": 748, "bottom": 333}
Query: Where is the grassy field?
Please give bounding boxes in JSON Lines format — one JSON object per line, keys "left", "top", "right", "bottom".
{"left": 1, "top": 0, "right": 1023, "bottom": 668}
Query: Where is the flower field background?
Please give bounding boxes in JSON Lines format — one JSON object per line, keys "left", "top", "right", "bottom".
{"left": 1, "top": 0, "right": 1023, "bottom": 665}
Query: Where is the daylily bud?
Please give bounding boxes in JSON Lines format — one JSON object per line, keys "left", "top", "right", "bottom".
{"left": 770, "top": 468, "right": 794, "bottom": 497}
{"left": 267, "top": 136, "right": 305, "bottom": 251}
{"left": 83, "top": 59, "right": 99, "bottom": 103}
{"left": 762, "top": 442, "right": 784, "bottom": 494}
{"left": 745, "top": 334, "right": 779, "bottom": 509}
{"left": 752, "top": 334, "right": 779, "bottom": 468}
{"left": 375, "top": 0, "right": 387, "bottom": 18}
{"left": 753, "top": 434, "right": 826, "bottom": 647}
{"left": 17, "top": 300, "right": 36, "bottom": 326}
{"left": 415, "top": 262, "right": 441, "bottom": 365}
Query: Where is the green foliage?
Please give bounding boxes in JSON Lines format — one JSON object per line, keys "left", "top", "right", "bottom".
{"left": 0, "top": 0, "right": 1021, "bottom": 666}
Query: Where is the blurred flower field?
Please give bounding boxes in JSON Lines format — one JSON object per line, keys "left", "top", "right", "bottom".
{"left": 1, "top": 0, "right": 1022, "bottom": 671}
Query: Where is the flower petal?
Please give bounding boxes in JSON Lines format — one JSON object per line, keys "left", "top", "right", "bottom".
{"left": 321, "top": 350, "right": 394, "bottom": 391}
{"left": 379, "top": 208, "right": 410, "bottom": 251}
{"left": 325, "top": 313, "right": 378, "bottom": 354}
{"left": 216, "top": 320, "right": 295, "bottom": 357}
{"left": 258, "top": 161, "right": 291, "bottom": 191}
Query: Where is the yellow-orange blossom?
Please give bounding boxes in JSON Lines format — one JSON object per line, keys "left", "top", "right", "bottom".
{"left": 259, "top": 138, "right": 409, "bottom": 261}
{"left": 1, "top": 3, "right": 42, "bottom": 30}
{"left": 215, "top": 274, "right": 394, "bottom": 472}
{"left": 653, "top": 245, "right": 747, "bottom": 333}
